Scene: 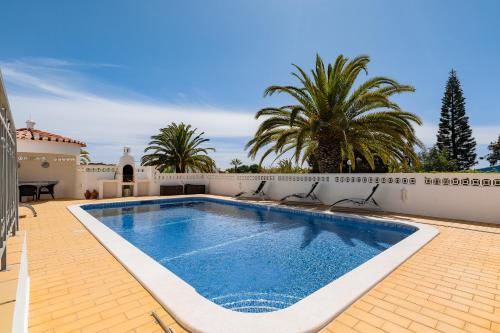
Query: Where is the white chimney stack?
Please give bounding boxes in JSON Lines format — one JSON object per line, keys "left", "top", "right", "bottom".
{"left": 26, "top": 119, "right": 35, "bottom": 129}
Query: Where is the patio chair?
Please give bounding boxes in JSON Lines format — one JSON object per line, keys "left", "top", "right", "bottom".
{"left": 38, "top": 183, "right": 56, "bottom": 200}
{"left": 329, "top": 184, "right": 381, "bottom": 210}
{"left": 234, "top": 181, "right": 268, "bottom": 199}
{"left": 280, "top": 182, "right": 321, "bottom": 203}
{"left": 19, "top": 185, "right": 38, "bottom": 202}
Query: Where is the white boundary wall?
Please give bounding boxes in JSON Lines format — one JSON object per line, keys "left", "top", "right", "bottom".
{"left": 151, "top": 173, "right": 500, "bottom": 225}
{"left": 74, "top": 170, "right": 500, "bottom": 224}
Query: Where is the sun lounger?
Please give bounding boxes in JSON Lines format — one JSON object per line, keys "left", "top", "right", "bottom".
{"left": 280, "top": 182, "right": 321, "bottom": 203}
{"left": 329, "top": 184, "right": 380, "bottom": 210}
{"left": 235, "top": 181, "right": 268, "bottom": 199}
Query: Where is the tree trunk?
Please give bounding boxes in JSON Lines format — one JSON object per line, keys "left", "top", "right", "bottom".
{"left": 307, "top": 153, "right": 320, "bottom": 173}
{"left": 316, "top": 131, "right": 342, "bottom": 173}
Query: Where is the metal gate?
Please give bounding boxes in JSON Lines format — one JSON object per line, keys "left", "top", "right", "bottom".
{"left": 0, "top": 70, "right": 18, "bottom": 271}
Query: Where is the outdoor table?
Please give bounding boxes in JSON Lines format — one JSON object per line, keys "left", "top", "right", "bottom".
{"left": 19, "top": 181, "right": 58, "bottom": 188}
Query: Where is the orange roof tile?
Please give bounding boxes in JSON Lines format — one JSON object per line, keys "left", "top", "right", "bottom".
{"left": 16, "top": 128, "right": 86, "bottom": 147}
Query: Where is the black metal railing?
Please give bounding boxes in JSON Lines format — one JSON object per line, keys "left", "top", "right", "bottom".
{"left": 0, "top": 69, "right": 18, "bottom": 271}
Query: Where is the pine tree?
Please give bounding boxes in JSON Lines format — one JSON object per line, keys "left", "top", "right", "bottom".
{"left": 486, "top": 135, "right": 500, "bottom": 166}
{"left": 436, "top": 69, "right": 476, "bottom": 170}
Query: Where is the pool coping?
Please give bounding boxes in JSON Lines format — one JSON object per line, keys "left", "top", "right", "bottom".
{"left": 67, "top": 196, "right": 438, "bottom": 333}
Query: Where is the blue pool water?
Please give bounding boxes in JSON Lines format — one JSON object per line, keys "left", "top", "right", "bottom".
{"left": 83, "top": 198, "right": 416, "bottom": 313}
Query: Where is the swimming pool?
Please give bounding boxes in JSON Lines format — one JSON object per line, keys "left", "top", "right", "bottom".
{"left": 69, "top": 196, "right": 438, "bottom": 333}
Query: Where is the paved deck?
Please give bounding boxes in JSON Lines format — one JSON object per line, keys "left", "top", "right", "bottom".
{"left": 19, "top": 197, "right": 500, "bottom": 333}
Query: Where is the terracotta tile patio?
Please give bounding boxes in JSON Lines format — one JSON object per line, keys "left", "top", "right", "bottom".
{"left": 19, "top": 197, "right": 500, "bottom": 333}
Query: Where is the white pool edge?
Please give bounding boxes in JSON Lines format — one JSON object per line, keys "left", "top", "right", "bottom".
{"left": 68, "top": 196, "right": 438, "bottom": 333}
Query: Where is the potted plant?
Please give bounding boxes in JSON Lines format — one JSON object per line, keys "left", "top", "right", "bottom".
{"left": 90, "top": 189, "right": 99, "bottom": 199}
{"left": 84, "top": 190, "right": 91, "bottom": 199}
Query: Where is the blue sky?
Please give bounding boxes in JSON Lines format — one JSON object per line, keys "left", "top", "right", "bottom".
{"left": 1, "top": 0, "right": 499, "bottom": 168}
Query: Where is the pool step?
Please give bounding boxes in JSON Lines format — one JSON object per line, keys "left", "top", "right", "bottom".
{"left": 211, "top": 292, "right": 301, "bottom": 313}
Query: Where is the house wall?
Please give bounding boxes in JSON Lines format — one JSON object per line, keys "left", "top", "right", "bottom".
{"left": 16, "top": 138, "right": 83, "bottom": 199}
{"left": 18, "top": 153, "right": 77, "bottom": 199}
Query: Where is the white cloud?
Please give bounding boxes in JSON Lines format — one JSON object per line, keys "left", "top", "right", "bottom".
{"left": 2, "top": 58, "right": 497, "bottom": 168}
{"left": 1, "top": 59, "right": 259, "bottom": 165}
{"left": 416, "top": 123, "right": 498, "bottom": 146}
{"left": 416, "top": 123, "right": 498, "bottom": 168}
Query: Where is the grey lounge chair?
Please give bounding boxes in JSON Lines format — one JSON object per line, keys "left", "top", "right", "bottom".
{"left": 281, "top": 182, "right": 321, "bottom": 203}
{"left": 329, "top": 184, "right": 381, "bottom": 210}
{"left": 235, "top": 181, "right": 268, "bottom": 199}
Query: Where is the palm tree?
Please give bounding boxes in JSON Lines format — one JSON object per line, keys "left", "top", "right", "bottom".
{"left": 275, "top": 159, "right": 299, "bottom": 173}
{"left": 141, "top": 122, "right": 216, "bottom": 173}
{"left": 230, "top": 158, "right": 242, "bottom": 172}
{"left": 80, "top": 149, "right": 90, "bottom": 165}
{"left": 246, "top": 54, "right": 422, "bottom": 173}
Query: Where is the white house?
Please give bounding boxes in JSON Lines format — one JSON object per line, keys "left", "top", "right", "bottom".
{"left": 16, "top": 119, "right": 167, "bottom": 200}
{"left": 16, "top": 120, "right": 86, "bottom": 198}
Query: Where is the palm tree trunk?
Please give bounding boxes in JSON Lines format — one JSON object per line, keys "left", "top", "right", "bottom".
{"left": 307, "top": 153, "right": 320, "bottom": 173}
{"left": 317, "top": 132, "right": 341, "bottom": 173}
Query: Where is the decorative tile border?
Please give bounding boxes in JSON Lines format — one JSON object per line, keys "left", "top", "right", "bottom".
{"left": 424, "top": 176, "right": 500, "bottom": 187}
{"left": 153, "top": 173, "right": 206, "bottom": 181}
{"left": 75, "top": 170, "right": 500, "bottom": 189}
{"left": 18, "top": 155, "right": 76, "bottom": 163}
{"left": 275, "top": 175, "right": 329, "bottom": 182}
{"left": 77, "top": 166, "right": 147, "bottom": 173}
{"left": 77, "top": 166, "right": 118, "bottom": 172}
{"left": 333, "top": 176, "right": 416, "bottom": 185}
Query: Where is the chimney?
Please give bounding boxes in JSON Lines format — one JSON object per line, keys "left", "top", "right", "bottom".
{"left": 26, "top": 119, "right": 36, "bottom": 129}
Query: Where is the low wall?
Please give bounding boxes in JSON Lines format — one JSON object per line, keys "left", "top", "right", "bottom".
{"left": 75, "top": 166, "right": 152, "bottom": 199}
{"left": 152, "top": 173, "right": 500, "bottom": 225}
